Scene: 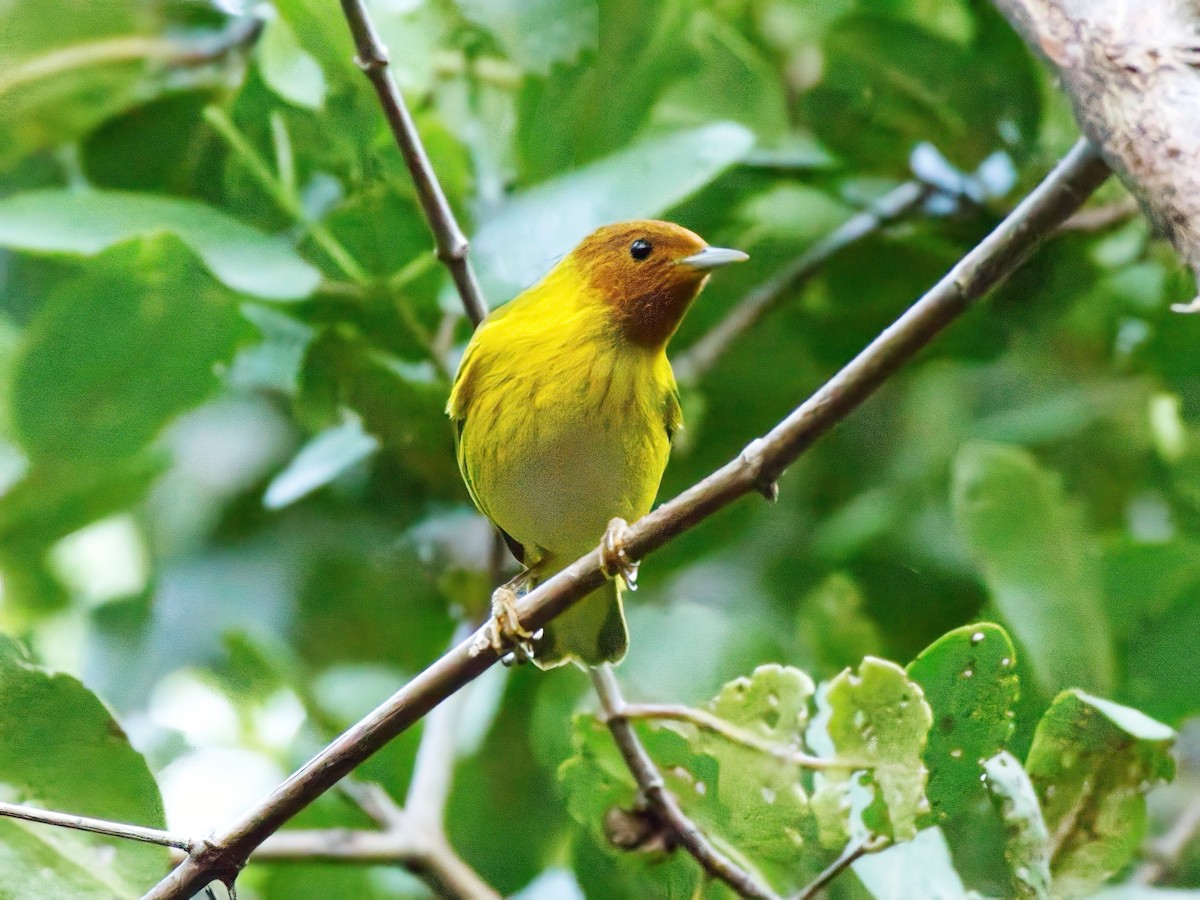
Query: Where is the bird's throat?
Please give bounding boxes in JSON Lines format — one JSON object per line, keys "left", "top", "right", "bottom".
{"left": 606, "top": 275, "right": 707, "bottom": 349}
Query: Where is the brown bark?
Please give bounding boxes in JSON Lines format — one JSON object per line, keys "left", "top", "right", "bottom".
{"left": 994, "top": 0, "right": 1200, "bottom": 304}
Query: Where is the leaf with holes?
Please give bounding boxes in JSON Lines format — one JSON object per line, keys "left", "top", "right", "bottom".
{"left": 809, "top": 657, "right": 932, "bottom": 843}
{"left": 907, "top": 622, "right": 1018, "bottom": 822}
{"left": 1026, "top": 691, "right": 1174, "bottom": 896}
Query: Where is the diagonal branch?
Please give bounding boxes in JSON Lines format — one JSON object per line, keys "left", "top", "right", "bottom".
{"left": 0, "top": 801, "right": 194, "bottom": 851}
{"left": 591, "top": 665, "right": 781, "bottom": 900}
{"left": 672, "top": 180, "right": 930, "bottom": 385}
{"left": 141, "top": 138, "right": 1110, "bottom": 900}
{"left": 339, "top": 0, "right": 490, "bottom": 327}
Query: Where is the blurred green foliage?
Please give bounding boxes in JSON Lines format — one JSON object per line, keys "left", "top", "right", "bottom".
{"left": 0, "top": 0, "right": 1198, "bottom": 897}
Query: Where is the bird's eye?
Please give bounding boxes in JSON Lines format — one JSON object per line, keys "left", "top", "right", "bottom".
{"left": 630, "top": 239, "right": 652, "bottom": 261}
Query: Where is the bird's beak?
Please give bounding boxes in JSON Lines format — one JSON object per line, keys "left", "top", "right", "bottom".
{"left": 677, "top": 246, "right": 749, "bottom": 271}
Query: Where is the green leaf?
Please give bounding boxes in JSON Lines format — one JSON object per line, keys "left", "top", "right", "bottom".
{"left": 952, "top": 442, "right": 1115, "bottom": 697}
{"left": 701, "top": 666, "right": 821, "bottom": 888}
{"left": 652, "top": 12, "right": 790, "bottom": 139}
{"left": 811, "top": 657, "right": 932, "bottom": 842}
{"left": 258, "top": 13, "right": 327, "bottom": 110}
{"left": 471, "top": 122, "right": 753, "bottom": 304}
{"left": 0, "top": 190, "right": 321, "bottom": 300}
{"left": 1026, "top": 691, "right": 1175, "bottom": 897}
{"left": 457, "top": 0, "right": 597, "bottom": 74}
{"left": 852, "top": 827, "right": 971, "bottom": 900}
{"left": 263, "top": 413, "right": 379, "bottom": 510}
{"left": 298, "top": 330, "right": 458, "bottom": 492}
{"left": 0, "top": 635, "right": 166, "bottom": 897}
{"left": 10, "top": 236, "right": 242, "bottom": 462}
{"left": 907, "top": 623, "right": 1018, "bottom": 822}
{"left": 983, "top": 751, "right": 1052, "bottom": 899}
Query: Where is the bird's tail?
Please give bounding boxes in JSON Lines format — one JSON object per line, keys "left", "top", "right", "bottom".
{"left": 532, "top": 575, "right": 628, "bottom": 670}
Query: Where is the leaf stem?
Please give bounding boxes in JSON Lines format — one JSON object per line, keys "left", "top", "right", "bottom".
{"left": 619, "top": 703, "right": 864, "bottom": 770}
{"left": 792, "top": 834, "right": 888, "bottom": 900}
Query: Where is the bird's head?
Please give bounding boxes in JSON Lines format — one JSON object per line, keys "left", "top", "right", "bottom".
{"left": 565, "top": 220, "right": 747, "bottom": 349}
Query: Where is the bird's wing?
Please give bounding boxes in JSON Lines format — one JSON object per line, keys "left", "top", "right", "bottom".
{"left": 664, "top": 381, "right": 683, "bottom": 445}
{"left": 447, "top": 322, "right": 528, "bottom": 565}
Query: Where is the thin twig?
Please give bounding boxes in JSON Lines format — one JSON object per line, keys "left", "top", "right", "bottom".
{"left": 792, "top": 834, "right": 887, "bottom": 900}
{"left": 1058, "top": 195, "right": 1140, "bottom": 233}
{"left": 142, "top": 138, "right": 1109, "bottom": 900}
{"left": 672, "top": 180, "right": 930, "bottom": 385}
{"left": 0, "top": 801, "right": 194, "bottom": 851}
{"left": 339, "top": 0, "right": 489, "bottom": 327}
{"left": 592, "top": 666, "right": 781, "bottom": 900}
{"left": 0, "top": 14, "right": 262, "bottom": 98}
{"left": 1134, "top": 790, "right": 1200, "bottom": 885}
{"left": 620, "top": 703, "right": 864, "bottom": 770}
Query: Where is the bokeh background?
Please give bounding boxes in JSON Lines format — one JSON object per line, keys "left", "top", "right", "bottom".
{"left": 1, "top": 0, "right": 1199, "bottom": 897}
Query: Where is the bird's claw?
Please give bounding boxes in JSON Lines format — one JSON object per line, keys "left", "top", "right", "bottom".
{"left": 600, "top": 517, "right": 639, "bottom": 590}
{"left": 470, "top": 585, "right": 537, "bottom": 664}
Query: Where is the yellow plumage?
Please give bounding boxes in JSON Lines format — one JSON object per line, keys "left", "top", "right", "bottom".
{"left": 448, "top": 220, "right": 745, "bottom": 668}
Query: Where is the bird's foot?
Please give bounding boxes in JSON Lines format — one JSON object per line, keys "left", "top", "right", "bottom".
{"left": 470, "top": 584, "right": 538, "bottom": 665}
{"left": 600, "top": 517, "right": 639, "bottom": 591}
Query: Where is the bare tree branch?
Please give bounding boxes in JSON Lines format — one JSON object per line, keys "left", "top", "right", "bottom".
{"left": 1134, "top": 790, "right": 1200, "bottom": 885}
{"left": 141, "top": 137, "right": 1108, "bottom": 900}
{"left": 673, "top": 180, "right": 930, "bottom": 385}
{"left": 591, "top": 665, "right": 780, "bottom": 900}
{"left": 339, "top": 0, "right": 490, "bottom": 327}
{"left": 0, "top": 801, "right": 194, "bottom": 851}
{"left": 992, "top": 0, "right": 1200, "bottom": 302}
{"left": 1058, "top": 194, "right": 1140, "bottom": 232}
{"left": 0, "top": 13, "right": 262, "bottom": 99}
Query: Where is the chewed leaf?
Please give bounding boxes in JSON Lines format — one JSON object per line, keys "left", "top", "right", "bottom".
{"left": 810, "top": 657, "right": 932, "bottom": 842}
{"left": 907, "top": 622, "right": 1018, "bottom": 822}
{"left": 984, "top": 751, "right": 1052, "bottom": 899}
{"left": 707, "top": 664, "right": 815, "bottom": 744}
{"left": 1026, "top": 691, "right": 1175, "bottom": 896}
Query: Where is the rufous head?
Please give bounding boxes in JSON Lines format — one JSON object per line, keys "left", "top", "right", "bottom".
{"left": 565, "top": 220, "right": 747, "bottom": 348}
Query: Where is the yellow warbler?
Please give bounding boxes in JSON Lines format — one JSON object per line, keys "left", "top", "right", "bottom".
{"left": 447, "top": 220, "right": 747, "bottom": 668}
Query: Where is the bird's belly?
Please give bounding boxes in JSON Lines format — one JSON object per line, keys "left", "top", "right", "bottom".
{"left": 483, "top": 412, "right": 664, "bottom": 558}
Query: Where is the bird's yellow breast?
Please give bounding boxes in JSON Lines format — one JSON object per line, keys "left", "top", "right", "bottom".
{"left": 448, "top": 268, "right": 679, "bottom": 562}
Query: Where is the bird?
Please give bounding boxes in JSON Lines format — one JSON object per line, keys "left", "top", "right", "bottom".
{"left": 447, "top": 220, "right": 747, "bottom": 669}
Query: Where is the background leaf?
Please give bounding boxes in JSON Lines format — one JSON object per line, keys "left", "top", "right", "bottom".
{"left": 0, "top": 635, "right": 167, "bottom": 897}
{"left": 470, "top": 122, "right": 754, "bottom": 303}
{"left": 0, "top": 191, "right": 321, "bottom": 300}
{"left": 1027, "top": 691, "right": 1175, "bottom": 897}
{"left": 952, "top": 443, "right": 1115, "bottom": 698}
{"left": 11, "top": 236, "right": 242, "bottom": 462}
